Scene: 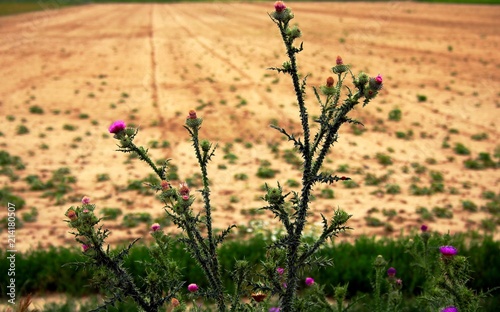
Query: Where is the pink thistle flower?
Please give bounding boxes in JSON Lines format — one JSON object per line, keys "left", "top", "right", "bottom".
{"left": 187, "top": 110, "right": 197, "bottom": 119}
{"left": 276, "top": 267, "right": 284, "bottom": 275}
{"left": 305, "top": 277, "right": 314, "bottom": 286}
{"left": 82, "top": 244, "right": 90, "bottom": 252}
{"left": 387, "top": 267, "right": 396, "bottom": 277}
{"left": 108, "top": 120, "right": 126, "bottom": 134}
{"left": 81, "top": 196, "right": 90, "bottom": 205}
{"left": 396, "top": 279, "right": 403, "bottom": 286}
{"left": 187, "top": 283, "right": 199, "bottom": 292}
{"left": 151, "top": 223, "right": 161, "bottom": 232}
{"left": 179, "top": 182, "right": 190, "bottom": 196}
{"left": 440, "top": 245, "right": 458, "bottom": 257}
{"left": 421, "top": 224, "right": 428, "bottom": 232}
{"left": 274, "top": 1, "right": 286, "bottom": 13}
{"left": 82, "top": 209, "right": 89, "bottom": 213}
{"left": 375, "top": 74, "right": 383, "bottom": 85}
{"left": 182, "top": 195, "right": 189, "bottom": 201}
{"left": 336, "top": 55, "right": 343, "bottom": 65}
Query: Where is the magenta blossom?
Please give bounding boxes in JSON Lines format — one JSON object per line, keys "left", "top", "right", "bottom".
{"left": 375, "top": 74, "right": 383, "bottom": 84}
{"left": 82, "top": 244, "right": 90, "bottom": 252}
{"left": 440, "top": 246, "right": 458, "bottom": 257}
{"left": 421, "top": 224, "right": 428, "bottom": 232}
{"left": 305, "top": 277, "right": 314, "bottom": 286}
{"left": 151, "top": 223, "right": 161, "bottom": 232}
{"left": 108, "top": 120, "right": 126, "bottom": 134}
{"left": 441, "top": 306, "right": 458, "bottom": 312}
{"left": 81, "top": 196, "right": 90, "bottom": 205}
{"left": 276, "top": 267, "right": 284, "bottom": 275}
{"left": 269, "top": 308, "right": 281, "bottom": 312}
{"left": 274, "top": 1, "right": 286, "bottom": 13}
{"left": 387, "top": 267, "right": 396, "bottom": 277}
{"left": 187, "top": 283, "right": 198, "bottom": 292}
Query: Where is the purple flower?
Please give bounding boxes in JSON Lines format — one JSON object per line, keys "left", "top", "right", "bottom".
{"left": 274, "top": 1, "right": 286, "bottom": 13}
{"left": 81, "top": 196, "right": 90, "bottom": 205}
{"left": 82, "top": 244, "right": 90, "bottom": 252}
{"left": 336, "top": 55, "right": 343, "bottom": 65}
{"left": 305, "top": 277, "right": 314, "bottom": 286}
{"left": 387, "top": 267, "right": 396, "bottom": 277}
{"left": 187, "top": 283, "right": 198, "bottom": 292}
{"left": 441, "top": 306, "right": 458, "bottom": 312}
{"left": 269, "top": 308, "right": 281, "bottom": 312}
{"left": 276, "top": 267, "right": 284, "bottom": 275}
{"left": 375, "top": 74, "right": 383, "bottom": 85}
{"left": 151, "top": 223, "right": 161, "bottom": 232}
{"left": 440, "top": 246, "right": 458, "bottom": 257}
{"left": 421, "top": 224, "right": 428, "bottom": 232}
{"left": 108, "top": 120, "right": 126, "bottom": 134}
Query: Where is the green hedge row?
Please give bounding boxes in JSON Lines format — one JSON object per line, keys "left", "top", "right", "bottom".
{"left": 1, "top": 233, "right": 499, "bottom": 303}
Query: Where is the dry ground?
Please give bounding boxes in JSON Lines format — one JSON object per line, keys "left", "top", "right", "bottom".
{"left": 0, "top": 2, "right": 499, "bottom": 252}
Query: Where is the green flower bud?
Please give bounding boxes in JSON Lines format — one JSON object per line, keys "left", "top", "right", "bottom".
{"left": 282, "top": 61, "right": 292, "bottom": 72}
{"left": 266, "top": 187, "right": 282, "bottom": 205}
{"left": 286, "top": 25, "right": 301, "bottom": 40}
{"left": 201, "top": 139, "right": 211, "bottom": 152}
{"left": 373, "top": 255, "right": 387, "bottom": 268}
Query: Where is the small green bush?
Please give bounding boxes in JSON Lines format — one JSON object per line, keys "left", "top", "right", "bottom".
{"left": 29, "top": 105, "right": 44, "bottom": 114}
{"left": 388, "top": 108, "right": 402, "bottom": 121}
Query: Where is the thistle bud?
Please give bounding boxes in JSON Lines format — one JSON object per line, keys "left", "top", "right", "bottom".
{"left": 332, "top": 57, "right": 349, "bottom": 74}
{"left": 286, "top": 25, "right": 301, "bottom": 40}
{"left": 336, "top": 55, "right": 343, "bottom": 65}
{"left": 272, "top": 2, "right": 294, "bottom": 23}
{"left": 81, "top": 196, "right": 90, "bottom": 205}
{"left": 369, "top": 74, "right": 384, "bottom": 91}
{"left": 266, "top": 187, "right": 282, "bottom": 205}
{"left": 186, "top": 110, "right": 203, "bottom": 129}
{"left": 171, "top": 298, "right": 180, "bottom": 307}
{"left": 201, "top": 139, "right": 211, "bottom": 152}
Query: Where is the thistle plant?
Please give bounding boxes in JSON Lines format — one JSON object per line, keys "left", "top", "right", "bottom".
{"left": 65, "top": 1, "right": 385, "bottom": 311}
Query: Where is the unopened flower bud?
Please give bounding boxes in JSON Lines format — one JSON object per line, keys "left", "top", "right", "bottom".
{"left": 286, "top": 25, "right": 301, "bottom": 40}
{"left": 186, "top": 110, "right": 203, "bottom": 129}
{"left": 369, "top": 74, "right": 384, "bottom": 91}
{"left": 251, "top": 292, "right": 267, "bottom": 302}
{"left": 266, "top": 187, "right": 282, "bottom": 205}
{"left": 187, "top": 110, "right": 197, "bottom": 119}
{"left": 373, "top": 255, "right": 387, "bottom": 268}
{"left": 81, "top": 196, "right": 90, "bottom": 205}
{"left": 201, "top": 139, "right": 211, "bottom": 152}
{"left": 82, "top": 244, "right": 90, "bottom": 252}
{"left": 336, "top": 55, "right": 343, "bottom": 65}
{"left": 305, "top": 277, "right": 315, "bottom": 286}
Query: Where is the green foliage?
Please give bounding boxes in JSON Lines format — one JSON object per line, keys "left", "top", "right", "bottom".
{"left": 462, "top": 200, "right": 478, "bottom": 212}
{"left": 454, "top": 142, "right": 471, "bottom": 155}
{"left": 29, "top": 105, "right": 44, "bottom": 114}
{"left": 376, "top": 153, "right": 393, "bottom": 166}
{"left": 122, "top": 212, "right": 152, "bottom": 228}
{"left": 388, "top": 108, "right": 402, "bottom": 121}
{"left": 256, "top": 165, "right": 277, "bottom": 179}
{"left": 416, "top": 94, "right": 427, "bottom": 102}
{"left": 0, "top": 187, "right": 26, "bottom": 210}
{"left": 16, "top": 124, "right": 29, "bottom": 135}
{"left": 100, "top": 208, "right": 123, "bottom": 220}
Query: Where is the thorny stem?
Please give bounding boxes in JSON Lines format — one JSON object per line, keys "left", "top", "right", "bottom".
{"left": 190, "top": 128, "right": 226, "bottom": 312}
{"left": 277, "top": 19, "right": 315, "bottom": 312}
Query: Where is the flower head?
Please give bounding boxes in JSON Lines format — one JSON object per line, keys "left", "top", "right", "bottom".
{"left": 326, "top": 76, "right": 334, "bottom": 88}
{"left": 187, "top": 283, "right": 199, "bottom": 292}
{"left": 81, "top": 196, "right": 90, "bottom": 205}
{"left": 276, "top": 267, "right": 284, "bottom": 275}
{"left": 274, "top": 1, "right": 286, "bottom": 13}
{"left": 269, "top": 308, "right": 281, "bottom": 312}
{"left": 82, "top": 244, "right": 90, "bottom": 252}
{"left": 305, "top": 277, "right": 314, "bottom": 286}
{"left": 336, "top": 55, "right": 343, "bottom": 65}
{"left": 66, "top": 209, "right": 77, "bottom": 222}
{"left": 420, "top": 224, "right": 428, "bottom": 232}
{"left": 187, "top": 110, "right": 197, "bottom": 119}
{"left": 440, "top": 245, "right": 458, "bottom": 257}
{"left": 441, "top": 306, "right": 458, "bottom": 312}
{"left": 151, "top": 223, "right": 161, "bottom": 232}
{"left": 387, "top": 267, "right": 396, "bottom": 277}
{"left": 375, "top": 74, "right": 383, "bottom": 85}
{"left": 171, "top": 298, "right": 180, "bottom": 307}
{"left": 179, "top": 182, "right": 190, "bottom": 196}
{"left": 161, "top": 180, "right": 170, "bottom": 190}
{"left": 108, "top": 120, "right": 126, "bottom": 134}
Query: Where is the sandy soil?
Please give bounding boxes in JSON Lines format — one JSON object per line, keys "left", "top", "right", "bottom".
{"left": 0, "top": 2, "right": 499, "bottom": 254}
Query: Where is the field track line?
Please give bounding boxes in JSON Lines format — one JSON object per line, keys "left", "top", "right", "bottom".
{"left": 149, "top": 4, "right": 163, "bottom": 127}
